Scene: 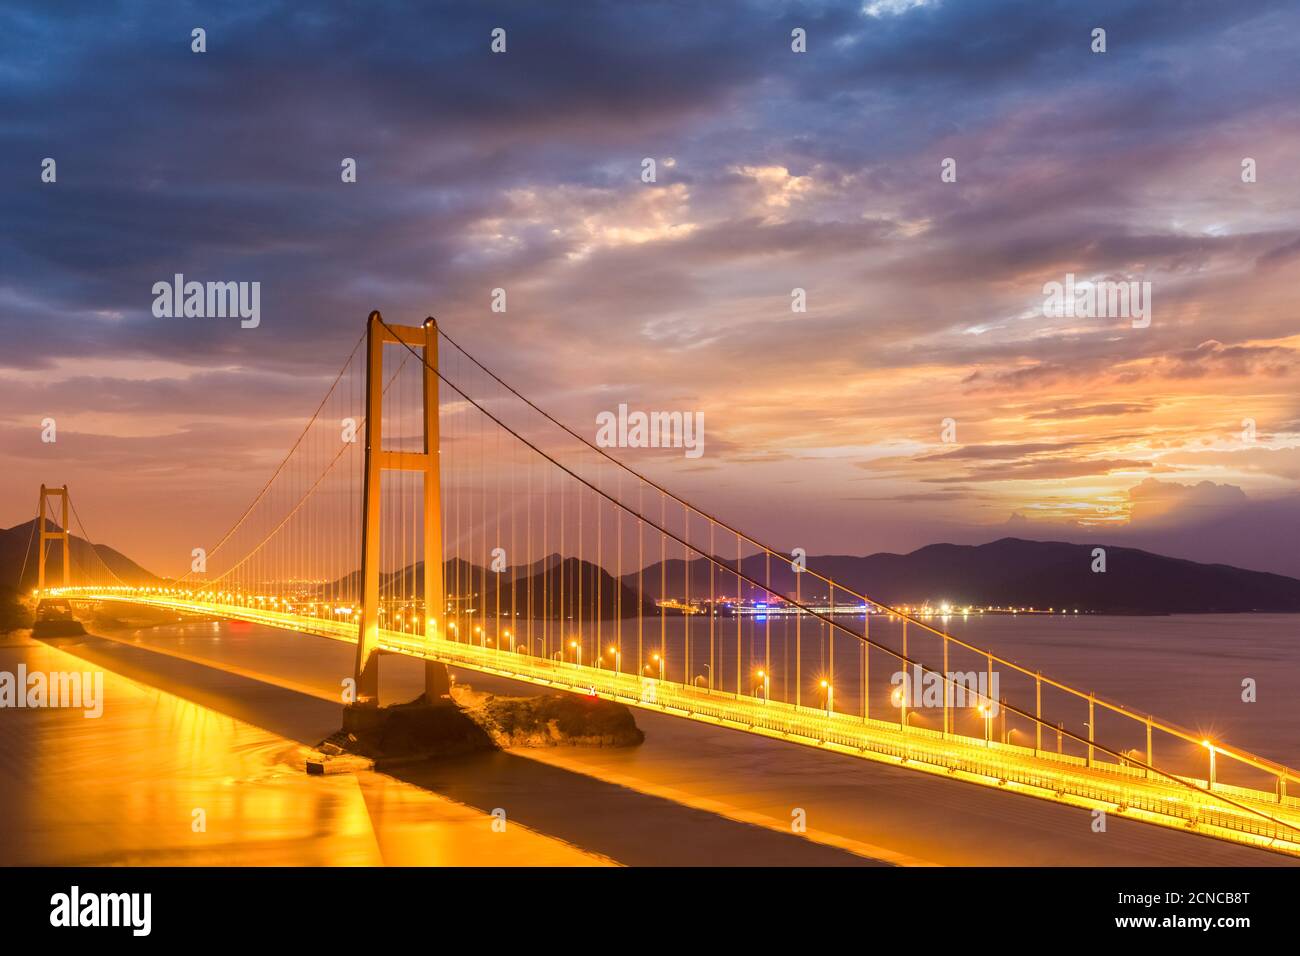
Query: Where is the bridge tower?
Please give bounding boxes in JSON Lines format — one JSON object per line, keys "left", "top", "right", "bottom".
{"left": 36, "top": 484, "right": 71, "bottom": 598}
{"left": 354, "top": 312, "right": 448, "bottom": 706}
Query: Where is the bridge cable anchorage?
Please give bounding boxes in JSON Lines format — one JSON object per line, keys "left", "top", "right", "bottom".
{"left": 436, "top": 319, "right": 1300, "bottom": 796}
{"left": 381, "top": 315, "right": 1300, "bottom": 840}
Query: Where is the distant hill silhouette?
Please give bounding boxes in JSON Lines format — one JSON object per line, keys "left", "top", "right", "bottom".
{"left": 0, "top": 518, "right": 159, "bottom": 591}
{"left": 627, "top": 537, "right": 1300, "bottom": 614}
{"left": 321, "top": 553, "right": 666, "bottom": 620}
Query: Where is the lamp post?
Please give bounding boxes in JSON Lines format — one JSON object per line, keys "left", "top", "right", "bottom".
{"left": 820, "top": 679, "right": 833, "bottom": 714}
{"left": 891, "top": 685, "right": 905, "bottom": 729}
{"left": 608, "top": 646, "right": 621, "bottom": 673}
{"left": 756, "top": 669, "right": 770, "bottom": 704}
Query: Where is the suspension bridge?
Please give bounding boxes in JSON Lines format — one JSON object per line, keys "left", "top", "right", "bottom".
{"left": 29, "top": 312, "right": 1300, "bottom": 859}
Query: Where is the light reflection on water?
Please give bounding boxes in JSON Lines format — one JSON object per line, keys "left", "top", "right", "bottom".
{"left": 0, "top": 633, "right": 600, "bottom": 866}
{"left": 1, "top": 637, "right": 379, "bottom": 865}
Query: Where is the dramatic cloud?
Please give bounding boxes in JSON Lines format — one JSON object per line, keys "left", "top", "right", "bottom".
{"left": 3, "top": 1, "right": 1299, "bottom": 574}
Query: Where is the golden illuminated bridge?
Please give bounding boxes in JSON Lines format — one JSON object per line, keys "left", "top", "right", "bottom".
{"left": 35, "top": 312, "right": 1300, "bottom": 858}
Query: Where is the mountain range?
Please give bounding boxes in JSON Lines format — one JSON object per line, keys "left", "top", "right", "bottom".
{"left": 3, "top": 518, "right": 1299, "bottom": 618}
{"left": 320, "top": 554, "right": 666, "bottom": 619}
{"left": 625, "top": 538, "right": 1300, "bottom": 614}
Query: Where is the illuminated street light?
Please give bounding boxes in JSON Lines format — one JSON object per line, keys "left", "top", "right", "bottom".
{"left": 820, "top": 679, "right": 833, "bottom": 714}
{"left": 608, "top": 646, "right": 621, "bottom": 672}
{"left": 756, "top": 669, "right": 770, "bottom": 703}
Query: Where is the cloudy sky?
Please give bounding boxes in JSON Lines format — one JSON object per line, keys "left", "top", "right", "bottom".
{"left": 3, "top": 0, "right": 1299, "bottom": 578}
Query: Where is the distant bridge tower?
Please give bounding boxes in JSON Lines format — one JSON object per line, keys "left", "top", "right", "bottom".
{"left": 36, "top": 483, "right": 71, "bottom": 597}
{"left": 354, "top": 312, "right": 448, "bottom": 706}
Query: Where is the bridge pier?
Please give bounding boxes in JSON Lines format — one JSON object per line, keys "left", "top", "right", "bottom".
{"left": 355, "top": 655, "right": 451, "bottom": 707}
{"left": 355, "top": 647, "right": 380, "bottom": 705}
{"left": 425, "top": 660, "right": 451, "bottom": 701}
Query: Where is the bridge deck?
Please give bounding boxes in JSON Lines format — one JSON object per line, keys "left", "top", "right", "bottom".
{"left": 77, "top": 592, "right": 1300, "bottom": 858}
